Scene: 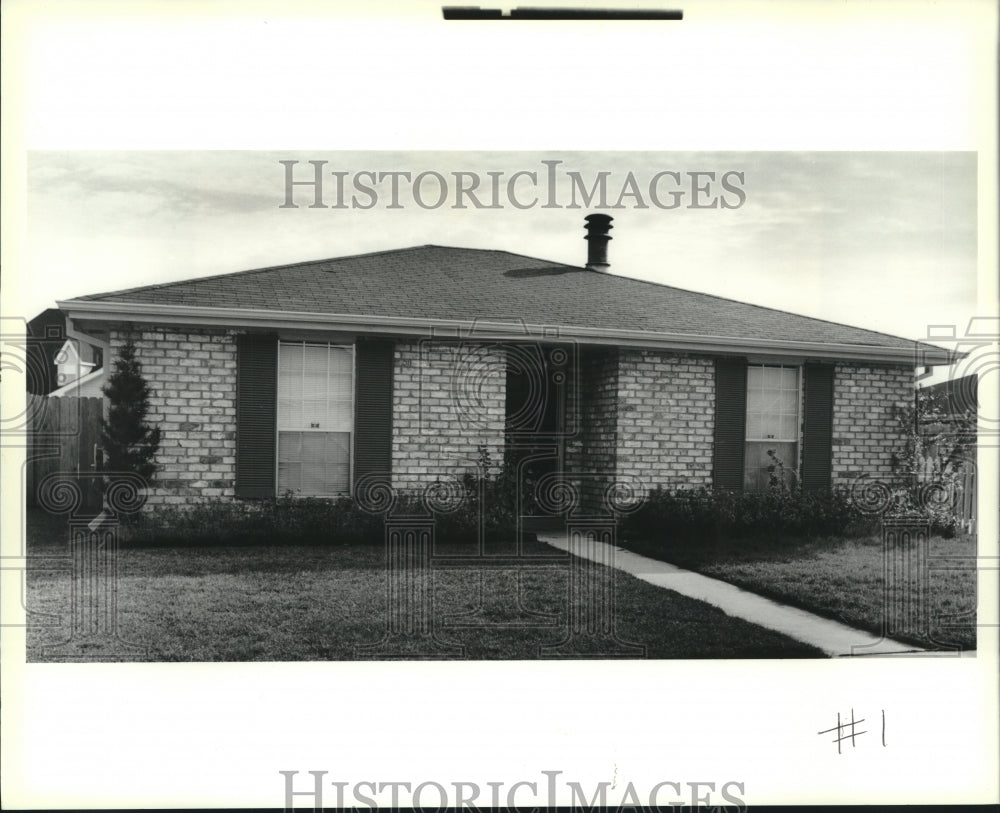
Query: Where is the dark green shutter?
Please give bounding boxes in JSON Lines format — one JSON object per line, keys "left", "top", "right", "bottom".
{"left": 713, "top": 357, "right": 747, "bottom": 490}
{"left": 801, "top": 363, "right": 834, "bottom": 491}
{"left": 353, "top": 339, "right": 394, "bottom": 486}
{"left": 235, "top": 334, "right": 277, "bottom": 498}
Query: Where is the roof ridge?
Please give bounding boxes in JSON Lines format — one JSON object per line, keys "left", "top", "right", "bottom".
{"left": 449, "top": 245, "right": 581, "bottom": 270}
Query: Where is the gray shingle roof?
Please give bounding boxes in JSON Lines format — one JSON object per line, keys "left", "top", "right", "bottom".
{"left": 76, "top": 244, "right": 920, "bottom": 350}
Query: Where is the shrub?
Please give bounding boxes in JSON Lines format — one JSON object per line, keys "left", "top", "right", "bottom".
{"left": 880, "top": 483, "right": 960, "bottom": 538}
{"left": 123, "top": 446, "right": 522, "bottom": 547}
{"left": 124, "top": 493, "right": 386, "bottom": 547}
{"left": 425, "top": 446, "right": 521, "bottom": 544}
{"left": 889, "top": 390, "right": 974, "bottom": 537}
{"left": 100, "top": 338, "right": 161, "bottom": 487}
{"left": 620, "top": 481, "right": 968, "bottom": 548}
{"left": 620, "top": 485, "right": 879, "bottom": 546}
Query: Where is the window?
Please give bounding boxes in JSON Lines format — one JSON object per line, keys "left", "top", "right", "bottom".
{"left": 277, "top": 341, "right": 354, "bottom": 496}
{"left": 745, "top": 364, "right": 800, "bottom": 490}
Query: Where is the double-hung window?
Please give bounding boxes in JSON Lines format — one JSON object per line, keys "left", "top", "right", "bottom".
{"left": 277, "top": 341, "right": 354, "bottom": 496}
{"left": 745, "top": 364, "right": 800, "bottom": 490}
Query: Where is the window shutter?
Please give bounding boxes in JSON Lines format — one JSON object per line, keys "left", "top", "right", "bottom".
{"left": 235, "top": 333, "right": 278, "bottom": 498}
{"left": 713, "top": 357, "right": 747, "bottom": 490}
{"left": 801, "top": 363, "right": 834, "bottom": 491}
{"left": 353, "top": 339, "right": 394, "bottom": 486}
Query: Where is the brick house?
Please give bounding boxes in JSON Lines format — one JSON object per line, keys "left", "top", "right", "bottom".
{"left": 55, "top": 216, "right": 952, "bottom": 512}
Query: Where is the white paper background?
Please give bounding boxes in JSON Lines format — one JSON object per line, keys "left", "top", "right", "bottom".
{"left": 2, "top": 0, "right": 998, "bottom": 808}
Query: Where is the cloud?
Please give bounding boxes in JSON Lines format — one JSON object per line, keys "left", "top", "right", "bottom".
{"left": 28, "top": 151, "right": 281, "bottom": 219}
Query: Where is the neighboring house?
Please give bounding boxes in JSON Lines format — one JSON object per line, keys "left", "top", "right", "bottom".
{"left": 25, "top": 308, "right": 67, "bottom": 395}
{"left": 26, "top": 308, "right": 104, "bottom": 396}
{"left": 55, "top": 216, "right": 953, "bottom": 510}
{"left": 916, "top": 373, "right": 978, "bottom": 468}
{"left": 52, "top": 339, "right": 104, "bottom": 396}
{"left": 919, "top": 374, "right": 978, "bottom": 428}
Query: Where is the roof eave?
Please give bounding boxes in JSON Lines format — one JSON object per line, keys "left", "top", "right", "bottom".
{"left": 57, "top": 299, "right": 959, "bottom": 367}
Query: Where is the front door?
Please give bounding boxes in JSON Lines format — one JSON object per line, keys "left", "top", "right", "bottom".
{"left": 504, "top": 343, "right": 572, "bottom": 517}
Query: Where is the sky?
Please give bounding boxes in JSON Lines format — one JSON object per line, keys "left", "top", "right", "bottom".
{"left": 24, "top": 150, "right": 977, "bottom": 381}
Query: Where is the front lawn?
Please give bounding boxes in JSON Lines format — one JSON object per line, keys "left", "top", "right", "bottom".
{"left": 25, "top": 511, "right": 823, "bottom": 660}
{"left": 618, "top": 531, "right": 978, "bottom": 652}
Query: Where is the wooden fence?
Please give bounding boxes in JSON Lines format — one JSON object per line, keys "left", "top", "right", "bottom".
{"left": 916, "top": 452, "right": 977, "bottom": 534}
{"left": 951, "top": 463, "right": 977, "bottom": 533}
{"left": 25, "top": 394, "right": 105, "bottom": 512}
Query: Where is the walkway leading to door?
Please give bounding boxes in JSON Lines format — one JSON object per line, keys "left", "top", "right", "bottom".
{"left": 537, "top": 532, "right": 965, "bottom": 658}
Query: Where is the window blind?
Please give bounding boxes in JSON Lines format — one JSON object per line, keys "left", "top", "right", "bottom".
{"left": 277, "top": 341, "right": 354, "bottom": 496}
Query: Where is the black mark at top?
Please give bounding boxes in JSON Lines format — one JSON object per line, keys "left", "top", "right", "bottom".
{"left": 443, "top": 7, "right": 683, "bottom": 20}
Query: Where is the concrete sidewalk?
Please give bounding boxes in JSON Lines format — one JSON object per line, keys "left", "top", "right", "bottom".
{"left": 537, "top": 532, "right": 968, "bottom": 658}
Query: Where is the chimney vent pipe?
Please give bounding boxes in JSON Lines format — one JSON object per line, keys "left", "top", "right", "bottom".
{"left": 584, "top": 214, "right": 613, "bottom": 272}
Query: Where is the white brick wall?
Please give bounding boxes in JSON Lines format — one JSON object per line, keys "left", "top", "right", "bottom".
{"left": 616, "top": 350, "right": 715, "bottom": 490}
{"left": 108, "top": 323, "right": 913, "bottom": 509}
{"left": 391, "top": 340, "right": 507, "bottom": 490}
{"left": 567, "top": 348, "right": 715, "bottom": 512}
{"left": 832, "top": 362, "right": 913, "bottom": 486}
{"left": 109, "top": 327, "right": 237, "bottom": 506}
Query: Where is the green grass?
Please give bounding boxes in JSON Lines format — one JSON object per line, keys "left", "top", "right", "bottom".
{"left": 25, "top": 510, "right": 824, "bottom": 661}
{"left": 619, "top": 530, "right": 978, "bottom": 652}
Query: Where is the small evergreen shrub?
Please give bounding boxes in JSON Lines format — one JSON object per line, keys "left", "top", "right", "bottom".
{"left": 100, "top": 338, "right": 161, "bottom": 487}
